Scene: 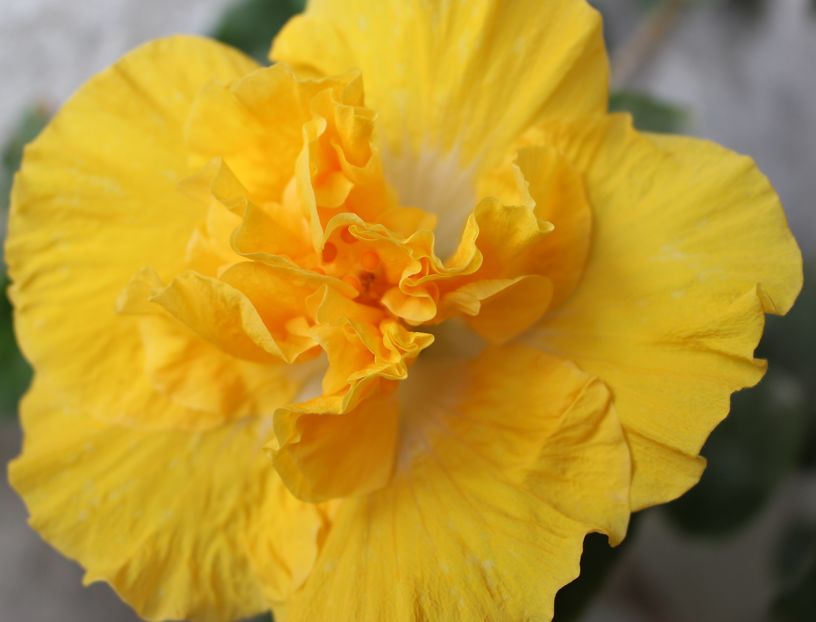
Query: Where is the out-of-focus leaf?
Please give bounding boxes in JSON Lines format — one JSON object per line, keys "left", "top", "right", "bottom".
{"left": 761, "top": 269, "right": 816, "bottom": 373}
{"left": 727, "top": 0, "right": 767, "bottom": 16}
{"left": 665, "top": 369, "right": 808, "bottom": 536}
{"left": 245, "top": 612, "right": 273, "bottom": 622}
{"left": 760, "top": 267, "right": 816, "bottom": 471}
{"left": 553, "top": 517, "right": 639, "bottom": 621}
{"left": 798, "top": 407, "right": 816, "bottom": 471}
{"left": 1, "top": 105, "right": 49, "bottom": 214}
{"left": 211, "top": 0, "right": 306, "bottom": 62}
{"left": 1, "top": 106, "right": 46, "bottom": 417}
{"left": 772, "top": 515, "right": 816, "bottom": 622}
{"left": 0, "top": 272, "right": 31, "bottom": 417}
{"left": 774, "top": 519, "right": 816, "bottom": 584}
{"left": 609, "top": 91, "right": 687, "bottom": 133}
{"left": 772, "top": 555, "right": 816, "bottom": 622}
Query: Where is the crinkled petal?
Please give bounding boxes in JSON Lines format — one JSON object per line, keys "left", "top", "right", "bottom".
{"left": 436, "top": 197, "right": 562, "bottom": 342}
{"left": 151, "top": 270, "right": 298, "bottom": 361}
{"left": 5, "top": 36, "right": 259, "bottom": 428}
{"left": 138, "top": 314, "right": 296, "bottom": 420}
{"left": 532, "top": 115, "right": 803, "bottom": 509}
{"left": 271, "top": 297, "right": 434, "bottom": 502}
{"left": 478, "top": 142, "right": 593, "bottom": 308}
{"left": 283, "top": 345, "right": 630, "bottom": 621}
{"left": 9, "top": 379, "right": 329, "bottom": 622}
{"left": 272, "top": 379, "right": 400, "bottom": 502}
{"left": 186, "top": 64, "right": 358, "bottom": 206}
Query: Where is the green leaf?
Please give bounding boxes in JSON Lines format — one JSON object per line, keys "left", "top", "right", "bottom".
{"left": 211, "top": 0, "right": 306, "bottom": 62}
{"left": 774, "top": 519, "right": 816, "bottom": 584}
{"left": 1, "top": 105, "right": 50, "bottom": 214}
{"left": 1, "top": 106, "right": 47, "bottom": 417}
{"left": 727, "top": 0, "right": 767, "bottom": 17}
{"left": 759, "top": 266, "right": 816, "bottom": 379}
{"left": 665, "top": 369, "right": 809, "bottom": 536}
{"left": 609, "top": 90, "right": 687, "bottom": 133}
{"left": 759, "top": 266, "right": 816, "bottom": 471}
{"left": 0, "top": 272, "right": 32, "bottom": 417}
{"left": 772, "top": 529, "right": 816, "bottom": 622}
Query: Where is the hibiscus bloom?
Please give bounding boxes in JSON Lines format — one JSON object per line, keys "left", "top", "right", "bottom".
{"left": 6, "top": 0, "right": 802, "bottom": 620}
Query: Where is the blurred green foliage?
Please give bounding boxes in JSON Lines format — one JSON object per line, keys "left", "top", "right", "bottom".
{"left": 1, "top": 107, "right": 48, "bottom": 416}
{"left": 0, "top": 272, "right": 31, "bottom": 417}
{"left": 775, "top": 519, "right": 816, "bottom": 587}
{"left": 728, "top": 0, "right": 766, "bottom": 16}
{"left": 211, "top": 0, "right": 305, "bottom": 61}
{"left": 766, "top": 272, "right": 816, "bottom": 621}
{"left": 761, "top": 270, "right": 816, "bottom": 471}
{"left": 0, "top": 106, "right": 49, "bottom": 214}
{"left": 610, "top": 91, "right": 688, "bottom": 133}
{"left": 771, "top": 549, "right": 816, "bottom": 622}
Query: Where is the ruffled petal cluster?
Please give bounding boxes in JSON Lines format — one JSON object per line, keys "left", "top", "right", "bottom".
{"left": 102, "top": 58, "right": 592, "bottom": 505}
{"left": 5, "top": 1, "right": 801, "bottom": 621}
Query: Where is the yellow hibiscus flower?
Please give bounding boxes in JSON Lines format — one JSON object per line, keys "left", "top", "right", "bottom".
{"left": 5, "top": 0, "right": 802, "bottom": 621}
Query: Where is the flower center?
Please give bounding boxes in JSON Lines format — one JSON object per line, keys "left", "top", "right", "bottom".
{"left": 318, "top": 226, "right": 388, "bottom": 306}
{"left": 381, "top": 145, "right": 477, "bottom": 259}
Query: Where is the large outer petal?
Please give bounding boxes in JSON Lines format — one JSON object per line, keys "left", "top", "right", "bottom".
{"left": 8, "top": 380, "right": 329, "bottom": 622}
{"left": 534, "top": 115, "right": 803, "bottom": 510}
{"left": 5, "top": 37, "right": 267, "bottom": 429}
{"left": 272, "top": 0, "right": 608, "bottom": 166}
{"left": 283, "top": 346, "right": 630, "bottom": 621}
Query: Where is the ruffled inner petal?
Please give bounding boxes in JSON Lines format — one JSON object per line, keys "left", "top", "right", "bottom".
{"left": 113, "top": 61, "right": 594, "bottom": 500}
